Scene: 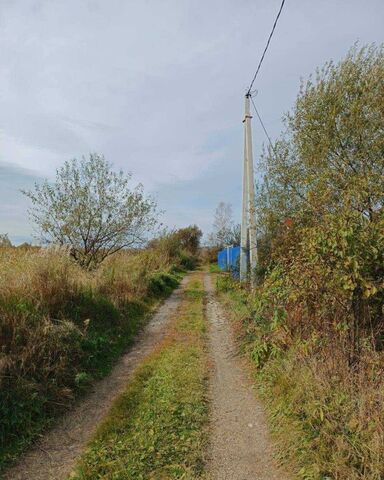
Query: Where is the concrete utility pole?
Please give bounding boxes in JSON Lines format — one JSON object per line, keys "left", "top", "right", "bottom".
{"left": 240, "top": 107, "right": 249, "bottom": 281}
{"left": 240, "top": 93, "right": 258, "bottom": 284}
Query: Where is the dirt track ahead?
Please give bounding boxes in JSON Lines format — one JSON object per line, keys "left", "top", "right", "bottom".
{"left": 205, "top": 273, "right": 289, "bottom": 480}
{"left": 5, "top": 273, "right": 290, "bottom": 480}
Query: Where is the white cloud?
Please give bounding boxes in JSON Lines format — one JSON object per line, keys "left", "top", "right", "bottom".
{"left": 0, "top": 0, "right": 383, "bottom": 236}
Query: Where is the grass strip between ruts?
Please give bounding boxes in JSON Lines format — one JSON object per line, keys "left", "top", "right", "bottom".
{"left": 70, "top": 274, "right": 208, "bottom": 480}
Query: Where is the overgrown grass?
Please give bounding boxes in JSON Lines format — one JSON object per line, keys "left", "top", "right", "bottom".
{"left": 216, "top": 274, "right": 384, "bottom": 480}
{"left": 0, "top": 246, "right": 184, "bottom": 471}
{"left": 70, "top": 275, "right": 208, "bottom": 480}
{"left": 208, "top": 263, "right": 220, "bottom": 273}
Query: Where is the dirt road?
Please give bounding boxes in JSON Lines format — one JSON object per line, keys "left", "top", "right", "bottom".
{"left": 5, "top": 273, "right": 289, "bottom": 480}
{"left": 205, "top": 273, "right": 289, "bottom": 480}
{"left": 3, "top": 277, "right": 189, "bottom": 480}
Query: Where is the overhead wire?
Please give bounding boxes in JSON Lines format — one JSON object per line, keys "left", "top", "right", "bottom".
{"left": 240, "top": 1, "right": 287, "bottom": 266}
{"left": 249, "top": 95, "right": 274, "bottom": 152}
{"left": 247, "top": 0, "right": 286, "bottom": 95}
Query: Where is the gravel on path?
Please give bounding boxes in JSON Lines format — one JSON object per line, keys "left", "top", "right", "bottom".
{"left": 205, "top": 273, "right": 290, "bottom": 480}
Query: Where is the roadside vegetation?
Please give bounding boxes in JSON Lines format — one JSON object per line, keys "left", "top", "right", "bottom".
{"left": 0, "top": 232, "right": 199, "bottom": 470}
{"left": 217, "top": 45, "right": 384, "bottom": 479}
{"left": 71, "top": 275, "right": 208, "bottom": 480}
{"left": 22, "top": 154, "right": 159, "bottom": 269}
{"left": 0, "top": 153, "right": 202, "bottom": 470}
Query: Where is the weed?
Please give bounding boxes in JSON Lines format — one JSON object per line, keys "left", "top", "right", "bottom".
{"left": 0, "top": 246, "right": 185, "bottom": 471}
{"left": 71, "top": 275, "right": 208, "bottom": 480}
{"left": 217, "top": 279, "right": 384, "bottom": 480}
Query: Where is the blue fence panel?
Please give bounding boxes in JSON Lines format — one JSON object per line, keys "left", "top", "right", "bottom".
{"left": 217, "top": 249, "right": 228, "bottom": 270}
{"left": 217, "top": 246, "right": 240, "bottom": 277}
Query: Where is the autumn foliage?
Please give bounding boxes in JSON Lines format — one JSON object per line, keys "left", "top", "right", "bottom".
{"left": 225, "top": 45, "right": 384, "bottom": 478}
{"left": 256, "top": 44, "right": 384, "bottom": 362}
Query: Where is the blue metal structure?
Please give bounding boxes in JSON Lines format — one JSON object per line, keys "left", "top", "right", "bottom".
{"left": 217, "top": 246, "right": 240, "bottom": 277}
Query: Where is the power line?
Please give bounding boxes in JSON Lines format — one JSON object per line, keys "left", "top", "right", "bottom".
{"left": 247, "top": 0, "right": 286, "bottom": 94}
{"left": 250, "top": 95, "right": 275, "bottom": 151}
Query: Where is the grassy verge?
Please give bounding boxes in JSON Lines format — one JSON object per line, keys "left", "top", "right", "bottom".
{"left": 208, "top": 263, "right": 221, "bottom": 273}
{"left": 70, "top": 275, "right": 208, "bottom": 480}
{"left": 215, "top": 274, "right": 384, "bottom": 480}
{"left": 0, "top": 247, "right": 183, "bottom": 472}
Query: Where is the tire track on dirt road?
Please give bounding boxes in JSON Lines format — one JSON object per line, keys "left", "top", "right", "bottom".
{"left": 3, "top": 276, "right": 190, "bottom": 480}
{"left": 205, "top": 273, "right": 290, "bottom": 480}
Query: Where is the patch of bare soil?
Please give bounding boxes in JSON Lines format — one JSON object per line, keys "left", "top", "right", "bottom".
{"left": 205, "top": 273, "right": 290, "bottom": 480}
{"left": 3, "top": 276, "right": 189, "bottom": 480}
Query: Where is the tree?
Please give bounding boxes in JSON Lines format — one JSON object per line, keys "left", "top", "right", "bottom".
{"left": 208, "top": 202, "right": 240, "bottom": 249}
{"left": 23, "top": 154, "right": 159, "bottom": 268}
{"left": 148, "top": 225, "right": 202, "bottom": 270}
{"left": 174, "top": 225, "right": 202, "bottom": 255}
{"left": 0, "top": 234, "right": 12, "bottom": 247}
{"left": 256, "top": 44, "right": 384, "bottom": 358}
{"left": 258, "top": 45, "right": 384, "bottom": 235}
{"left": 149, "top": 225, "right": 202, "bottom": 257}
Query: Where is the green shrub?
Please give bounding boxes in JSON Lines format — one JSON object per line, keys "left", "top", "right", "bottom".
{"left": 219, "top": 280, "right": 384, "bottom": 479}
{"left": 74, "top": 372, "right": 93, "bottom": 389}
{"left": 239, "top": 46, "right": 384, "bottom": 477}
{"left": 0, "top": 246, "right": 182, "bottom": 471}
{"left": 179, "top": 251, "right": 197, "bottom": 270}
{"left": 147, "top": 271, "right": 179, "bottom": 296}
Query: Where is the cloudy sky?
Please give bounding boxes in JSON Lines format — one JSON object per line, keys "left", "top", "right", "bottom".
{"left": 1, "top": 0, "right": 383, "bottom": 243}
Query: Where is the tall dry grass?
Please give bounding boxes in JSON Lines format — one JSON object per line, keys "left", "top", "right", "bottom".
{"left": 0, "top": 243, "right": 185, "bottom": 469}
{"left": 217, "top": 275, "right": 384, "bottom": 479}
